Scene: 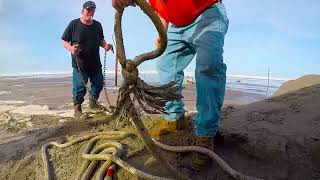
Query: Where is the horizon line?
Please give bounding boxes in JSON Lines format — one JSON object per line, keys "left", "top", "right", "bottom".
{"left": 0, "top": 71, "right": 295, "bottom": 81}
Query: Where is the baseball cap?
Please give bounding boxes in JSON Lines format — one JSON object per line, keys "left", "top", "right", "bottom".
{"left": 83, "top": 1, "right": 96, "bottom": 9}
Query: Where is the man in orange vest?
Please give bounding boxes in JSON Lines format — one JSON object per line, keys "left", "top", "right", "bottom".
{"left": 112, "top": 0, "right": 229, "bottom": 168}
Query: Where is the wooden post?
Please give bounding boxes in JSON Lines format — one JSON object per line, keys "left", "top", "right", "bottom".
{"left": 115, "top": 49, "right": 118, "bottom": 87}
{"left": 266, "top": 67, "right": 270, "bottom": 96}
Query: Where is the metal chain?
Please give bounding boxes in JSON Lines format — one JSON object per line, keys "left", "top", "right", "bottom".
{"left": 103, "top": 51, "right": 113, "bottom": 109}
{"left": 74, "top": 53, "right": 111, "bottom": 111}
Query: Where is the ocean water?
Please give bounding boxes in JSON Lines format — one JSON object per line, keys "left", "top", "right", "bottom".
{"left": 104, "top": 73, "right": 287, "bottom": 96}
{"left": 225, "top": 76, "right": 286, "bottom": 96}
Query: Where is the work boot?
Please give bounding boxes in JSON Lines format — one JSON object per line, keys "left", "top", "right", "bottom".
{"left": 89, "top": 98, "right": 106, "bottom": 111}
{"left": 149, "top": 115, "right": 186, "bottom": 137}
{"left": 74, "top": 103, "right": 84, "bottom": 119}
{"left": 192, "top": 137, "right": 214, "bottom": 169}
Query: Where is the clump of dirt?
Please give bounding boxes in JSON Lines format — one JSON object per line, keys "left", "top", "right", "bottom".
{"left": 0, "top": 113, "right": 31, "bottom": 133}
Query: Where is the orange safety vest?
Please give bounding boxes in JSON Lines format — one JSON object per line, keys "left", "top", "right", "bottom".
{"left": 149, "top": 0, "right": 219, "bottom": 26}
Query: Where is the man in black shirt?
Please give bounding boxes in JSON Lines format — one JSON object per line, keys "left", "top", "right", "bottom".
{"left": 61, "top": 1, "right": 113, "bottom": 119}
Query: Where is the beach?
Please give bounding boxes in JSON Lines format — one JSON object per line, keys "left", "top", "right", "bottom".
{"left": 0, "top": 74, "right": 269, "bottom": 112}
{"left": 2, "top": 74, "right": 319, "bottom": 180}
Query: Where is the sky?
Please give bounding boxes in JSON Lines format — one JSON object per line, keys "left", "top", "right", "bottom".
{"left": 0, "top": 0, "right": 319, "bottom": 79}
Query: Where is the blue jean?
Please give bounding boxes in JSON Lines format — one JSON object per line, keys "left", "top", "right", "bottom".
{"left": 157, "top": 3, "right": 229, "bottom": 137}
{"left": 72, "top": 67, "right": 104, "bottom": 103}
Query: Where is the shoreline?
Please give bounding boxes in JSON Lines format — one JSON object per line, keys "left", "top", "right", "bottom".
{"left": 0, "top": 71, "right": 292, "bottom": 81}
{"left": 0, "top": 76, "right": 266, "bottom": 112}
{"left": 0, "top": 72, "right": 285, "bottom": 95}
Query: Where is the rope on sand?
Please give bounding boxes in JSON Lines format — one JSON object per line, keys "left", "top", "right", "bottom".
{"left": 41, "top": 131, "right": 172, "bottom": 180}
{"left": 153, "top": 139, "right": 264, "bottom": 180}
{"left": 41, "top": 130, "right": 263, "bottom": 180}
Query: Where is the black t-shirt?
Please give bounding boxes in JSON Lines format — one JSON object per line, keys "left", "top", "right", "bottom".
{"left": 61, "top": 18, "right": 104, "bottom": 74}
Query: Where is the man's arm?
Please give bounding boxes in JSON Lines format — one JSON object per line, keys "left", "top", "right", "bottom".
{"left": 61, "top": 20, "right": 79, "bottom": 54}
{"left": 155, "top": 14, "right": 168, "bottom": 48}
{"left": 62, "top": 40, "right": 78, "bottom": 54}
{"left": 159, "top": 15, "right": 169, "bottom": 31}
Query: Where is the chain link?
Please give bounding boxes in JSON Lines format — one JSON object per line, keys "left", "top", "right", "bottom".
{"left": 103, "top": 51, "right": 113, "bottom": 109}
{"left": 74, "top": 51, "right": 113, "bottom": 111}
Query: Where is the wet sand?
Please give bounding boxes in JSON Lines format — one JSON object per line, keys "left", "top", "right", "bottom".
{"left": 0, "top": 75, "right": 266, "bottom": 111}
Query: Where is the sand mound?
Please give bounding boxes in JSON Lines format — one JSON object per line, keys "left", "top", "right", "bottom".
{"left": 273, "top": 74, "right": 320, "bottom": 96}
{"left": 222, "top": 84, "right": 320, "bottom": 179}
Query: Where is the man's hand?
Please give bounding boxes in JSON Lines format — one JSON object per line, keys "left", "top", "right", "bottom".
{"left": 112, "top": 0, "right": 135, "bottom": 12}
{"left": 62, "top": 40, "right": 81, "bottom": 54}
{"left": 104, "top": 43, "right": 113, "bottom": 53}
{"left": 155, "top": 36, "right": 161, "bottom": 49}
{"left": 155, "top": 15, "right": 168, "bottom": 49}
{"left": 70, "top": 44, "right": 80, "bottom": 54}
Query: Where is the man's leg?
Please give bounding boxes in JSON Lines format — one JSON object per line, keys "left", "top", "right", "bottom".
{"left": 157, "top": 26, "right": 196, "bottom": 121}
{"left": 150, "top": 25, "right": 196, "bottom": 137}
{"left": 88, "top": 68, "right": 105, "bottom": 110}
{"left": 188, "top": 3, "right": 229, "bottom": 166}
{"left": 72, "top": 68, "right": 88, "bottom": 118}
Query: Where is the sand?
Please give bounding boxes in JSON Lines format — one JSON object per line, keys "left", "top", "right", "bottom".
{"left": 0, "top": 75, "right": 265, "bottom": 110}
{"left": 0, "top": 75, "right": 319, "bottom": 179}
{"left": 273, "top": 74, "right": 320, "bottom": 96}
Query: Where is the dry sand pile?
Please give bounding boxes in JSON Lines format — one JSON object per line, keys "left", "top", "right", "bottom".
{"left": 0, "top": 79, "right": 320, "bottom": 179}
{"left": 273, "top": 74, "right": 320, "bottom": 96}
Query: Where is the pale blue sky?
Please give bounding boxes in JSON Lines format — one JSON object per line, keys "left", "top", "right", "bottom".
{"left": 0, "top": 0, "right": 319, "bottom": 79}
